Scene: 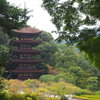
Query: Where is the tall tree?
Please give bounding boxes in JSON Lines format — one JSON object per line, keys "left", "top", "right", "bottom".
{"left": 42, "top": 0, "right": 100, "bottom": 69}
{"left": 0, "top": 27, "right": 9, "bottom": 76}
{"left": 36, "top": 31, "right": 58, "bottom": 66}
{"left": 54, "top": 44, "right": 100, "bottom": 88}
{"left": 0, "top": 0, "right": 30, "bottom": 36}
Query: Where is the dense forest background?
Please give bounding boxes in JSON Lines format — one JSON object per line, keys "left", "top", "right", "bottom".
{"left": 0, "top": 0, "right": 100, "bottom": 100}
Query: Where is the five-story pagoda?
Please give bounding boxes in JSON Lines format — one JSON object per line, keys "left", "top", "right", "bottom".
{"left": 8, "top": 26, "right": 45, "bottom": 80}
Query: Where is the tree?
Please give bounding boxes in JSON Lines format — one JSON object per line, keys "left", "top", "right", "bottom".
{"left": 55, "top": 44, "right": 78, "bottom": 69}
{"left": 46, "top": 82, "right": 80, "bottom": 96}
{"left": 77, "top": 29, "right": 100, "bottom": 69}
{"left": 0, "top": 27, "right": 10, "bottom": 76}
{"left": 4, "top": 79, "right": 31, "bottom": 94}
{"left": 35, "top": 31, "right": 58, "bottom": 66}
{"left": 39, "top": 74, "right": 55, "bottom": 82}
{"left": 24, "top": 79, "right": 41, "bottom": 89}
{"left": 86, "top": 77, "right": 99, "bottom": 91}
{"left": 54, "top": 44, "right": 100, "bottom": 88}
{"left": 42, "top": 0, "right": 100, "bottom": 69}
{"left": 0, "top": 45, "right": 9, "bottom": 75}
{"left": 0, "top": 0, "right": 30, "bottom": 36}
{"left": 0, "top": 27, "right": 9, "bottom": 44}
{"left": 0, "top": 77, "right": 5, "bottom": 92}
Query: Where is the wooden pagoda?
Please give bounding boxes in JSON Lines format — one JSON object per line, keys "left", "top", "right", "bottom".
{"left": 8, "top": 26, "right": 45, "bottom": 80}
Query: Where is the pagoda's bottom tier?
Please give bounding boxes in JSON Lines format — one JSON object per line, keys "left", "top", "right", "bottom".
{"left": 9, "top": 70, "right": 45, "bottom": 80}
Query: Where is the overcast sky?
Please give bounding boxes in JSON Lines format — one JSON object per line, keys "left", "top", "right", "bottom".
{"left": 7, "top": 0, "right": 59, "bottom": 39}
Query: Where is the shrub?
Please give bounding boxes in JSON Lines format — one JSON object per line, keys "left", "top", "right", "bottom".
{"left": 0, "top": 77, "right": 5, "bottom": 92}
{"left": 54, "top": 75, "right": 68, "bottom": 82}
{"left": 61, "top": 95, "right": 68, "bottom": 100}
{"left": 0, "top": 92, "right": 10, "bottom": 100}
{"left": 74, "top": 95, "right": 100, "bottom": 100}
{"left": 95, "top": 91, "right": 100, "bottom": 95}
{"left": 31, "top": 93, "right": 40, "bottom": 100}
{"left": 26, "top": 97, "right": 32, "bottom": 100}
{"left": 9, "top": 94, "right": 26, "bottom": 100}
{"left": 86, "top": 77, "right": 99, "bottom": 91}
{"left": 45, "top": 97, "right": 60, "bottom": 100}
{"left": 75, "top": 89, "right": 93, "bottom": 96}
{"left": 24, "top": 79, "right": 41, "bottom": 88}
{"left": 39, "top": 74, "right": 55, "bottom": 82}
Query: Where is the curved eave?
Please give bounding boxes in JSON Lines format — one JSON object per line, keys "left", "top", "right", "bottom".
{"left": 9, "top": 70, "right": 44, "bottom": 73}
{"left": 11, "top": 59, "right": 43, "bottom": 63}
{"left": 11, "top": 50, "right": 42, "bottom": 54}
{"left": 10, "top": 40, "right": 42, "bottom": 45}
{"left": 12, "top": 31, "right": 42, "bottom": 37}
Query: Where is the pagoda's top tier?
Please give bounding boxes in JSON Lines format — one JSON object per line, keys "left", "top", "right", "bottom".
{"left": 12, "top": 26, "right": 42, "bottom": 36}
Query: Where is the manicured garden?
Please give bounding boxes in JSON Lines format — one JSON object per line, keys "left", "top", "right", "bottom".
{"left": 1, "top": 79, "right": 100, "bottom": 100}
{"left": 74, "top": 95, "right": 100, "bottom": 100}
{"left": 0, "top": 0, "right": 100, "bottom": 100}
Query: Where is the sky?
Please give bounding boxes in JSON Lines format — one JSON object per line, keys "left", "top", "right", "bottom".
{"left": 7, "top": 0, "right": 59, "bottom": 39}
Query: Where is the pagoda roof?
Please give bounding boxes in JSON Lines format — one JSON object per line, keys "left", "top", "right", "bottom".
{"left": 10, "top": 40, "right": 42, "bottom": 45}
{"left": 11, "top": 40, "right": 42, "bottom": 43}
{"left": 9, "top": 70, "right": 44, "bottom": 73}
{"left": 11, "top": 59, "right": 43, "bottom": 63}
{"left": 12, "top": 26, "right": 41, "bottom": 34}
{"left": 11, "top": 49, "right": 42, "bottom": 54}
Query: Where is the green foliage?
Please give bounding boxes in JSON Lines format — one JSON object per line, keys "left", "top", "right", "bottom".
{"left": 39, "top": 31, "right": 54, "bottom": 42}
{"left": 42, "top": 0, "right": 98, "bottom": 42}
{"left": 54, "top": 44, "right": 100, "bottom": 89}
{"left": 39, "top": 74, "right": 75, "bottom": 83}
{"left": 78, "top": 36, "right": 100, "bottom": 69}
{"left": 0, "top": 92, "right": 10, "bottom": 100}
{"left": 0, "top": 0, "right": 30, "bottom": 36}
{"left": 75, "top": 89, "right": 93, "bottom": 96}
{"left": 0, "top": 77, "right": 5, "bottom": 92}
{"left": 10, "top": 94, "right": 26, "bottom": 100}
{"left": 34, "top": 31, "right": 57, "bottom": 66}
{"left": 0, "top": 27, "right": 9, "bottom": 44}
{"left": 40, "top": 41, "right": 57, "bottom": 66}
{"left": 26, "top": 97, "right": 32, "bottom": 100}
{"left": 55, "top": 45, "right": 78, "bottom": 69}
{"left": 61, "top": 95, "right": 68, "bottom": 100}
{"left": 1, "top": 79, "right": 100, "bottom": 100}
{"left": 86, "top": 77, "right": 99, "bottom": 91}
{"left": 0, "top": 92, "right": 61, "bottom": 100}
{"left": 24, "top": 79, "right": 40, "bottom": 89}
{"left": 53, "top": 74, "right": 73, "bottom": 83}
{"left": 0, "top": 45, "right": 10, "bottom": 75}
{"left": 0, "top": 28, "right": 10, "bottom": 76}
{"left": 46, "top": 82, "right": 80, "bottom": 95}
{"left": 42, "top": 0, "right": 100, "bottom": 69}
{"left": 39, "top": 74, "right": 55, "bottom": 82}
{"left": 30, "top": 95, "right": 39, "bottom": 100}
{"left": 0, "top": 45, "right": 9, "bottom": 66}
{"left": 74, "top": 95, "right": 100, "bottom": 100}
{"left": 95, "top": 91, "right": 100, "bottom": 95}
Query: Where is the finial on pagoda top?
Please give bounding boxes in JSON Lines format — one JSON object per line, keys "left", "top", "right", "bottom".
{"left": 12, "top": 26, "right": 41, "bottom": 34}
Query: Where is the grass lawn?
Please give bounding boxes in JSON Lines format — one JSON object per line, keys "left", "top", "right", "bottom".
{"left": 74, "top": 95, "right": 100, "bottom": 100}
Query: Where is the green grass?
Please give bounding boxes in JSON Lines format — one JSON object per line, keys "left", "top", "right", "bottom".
{"left": 74, "top": 95, "right": 100, "bottom": 100}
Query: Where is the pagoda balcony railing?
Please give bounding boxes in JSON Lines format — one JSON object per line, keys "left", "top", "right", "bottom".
{"left": 9, "top": 70, "right": 45, "bottom": 73}
{"left": 10, "top": 40, "right": 42, "bottom": 44}
{"left": 16, "top": 68, "right": 37, "bottom": 70}
{"left": 11, "top": 59, "right": 43, "bottom": 63}
{"left": 11, "top": 49, "right": 42, "bottom": 53}
{"left": 12, "top": 57, "right": 41, "bottom": 60}
{"left": 19, "top": 38, "right": 41, "bottom": 41}
{"left": 12, "top": 31, "right": 41, "bottom": 37}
